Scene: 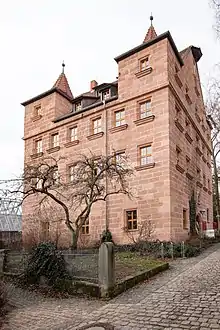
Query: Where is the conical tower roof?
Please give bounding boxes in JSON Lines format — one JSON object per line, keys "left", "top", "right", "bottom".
{"left": 143, "top": 15, "right": 157, "bottom": 43}
{"left": 53, "top": 62, "right": 73, "bottom": 99}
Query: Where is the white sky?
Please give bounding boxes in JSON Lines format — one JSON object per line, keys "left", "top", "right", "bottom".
{"left": 0, "top": 0, "right": 219, "bottom": 179}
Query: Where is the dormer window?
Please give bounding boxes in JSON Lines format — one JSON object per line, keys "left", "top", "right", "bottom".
{"left": 75, "top": 102, "right": 82, "bottom": 112}
{"left": 102, "top": 89, "right": 110, "bottom": 101}
{"left": 140, "top": 57, "right": 150, "bottom": 71}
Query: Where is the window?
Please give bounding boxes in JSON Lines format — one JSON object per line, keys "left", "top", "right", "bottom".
{"left": 81, "top": 219, "right": 89, "bottom": 235}
{"left": 186, "top": 156, "right": 190, "bottom": 169}
{"left": 93, "top": 159, "right": 101, "bottom": 176}
{"left": 51, "top": 133, "right": 59, "bottom": 148}
{"left": 208, "top": 179, "right": 211, "bottom": 190}
{"left": 93, "top": 117, "right": 102, "bottom": 134}
{"left": 35, "top": 139, "right": 42, "bottom": 153}
{"left": 140, "top": 100, "right": 152, "bottom": 119}
{"left": 36, "top": 178, "right": 42, "bottom": 189}
{"left": 207, "top": 208, "right": 209, "bottom": 222}
{"left": 203, "top": 174, "right": 206, "bottom": 187}
{"left": 126, "top": 210, "right": 137, "bottom": 230}
{"left": 140, "top": 145, "right": 152, "bottom": 166}
{"left": 41, "top": 221, "right": 49, "bottom": 241}
{"left": 183, "top": 209, "right": 187, "bottom": 229}
{"left": 115, "top": 151, "right": 126, "bottom": 168}
{"left": 197, "top": 168, "right": 201, "bottom": 181}
{"left": 53, "top": 167, "right": 59, "bottom": 184}
{"left": 140, "top": 57, "right": 150, "bottom": 71}
{"left": 176, "top": 146, "right": 181, "bottom": 163}
{"left": 75, "top": 102, "right": 82, "bottom": 112}
{"left": 69, "top": 165, "right": 74, "bottom": 182}
{"left": 102, "top": 89, "right": 110, "bottom": 100}
{"left": 34, "top": 105, "right": 41, "bottom": 116}
{"left": 70, "top": 127, "right": 77, "bottom": 142}
{"left": 115, "top": 151, "right": 126, "bottom": 164}
{"left": 115, "top": 110, "right": 125, "bottom": 127}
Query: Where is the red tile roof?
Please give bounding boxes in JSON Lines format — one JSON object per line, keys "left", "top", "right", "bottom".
{"left": 53, "top": 72, "right": 73, "bottom": 99}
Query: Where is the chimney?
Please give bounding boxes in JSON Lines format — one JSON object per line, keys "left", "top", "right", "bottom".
{"left": 90, "top": 80, "right": 98, "bottom": 91}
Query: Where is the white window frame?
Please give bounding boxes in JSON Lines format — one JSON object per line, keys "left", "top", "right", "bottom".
{"left": 140, "top": 100, "right": 152, "bottom": 119}
{"left": 115, "top": 110, "right": 125, "bottom": 127}
{"left": 70, "top": 127, "right": 78, "bottom": 142}
{"left": 140, "top": 145, "right": 153, "bottom": 166}
{"left": 102, "top": 89, "right": 110, "bottom": 101}
{"left": 36, "top": 139, "right": 42, "bottom": 153}
{"left": 93, "top": 118, "right": 102, "bottom": 134}
{"left": 51, "top": 133, "right": 59, "bottom": 148}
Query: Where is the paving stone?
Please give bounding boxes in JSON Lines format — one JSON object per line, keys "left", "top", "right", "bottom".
{"left": 3, "top": 243, "right": 220, "bottom": 329}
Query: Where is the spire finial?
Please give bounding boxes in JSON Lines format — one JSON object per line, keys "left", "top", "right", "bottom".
{"left": 150, "top": 13, "right": 153, "bottom": 26}
{"left": 62, "top": 61, "right": 65, "bottom": 73}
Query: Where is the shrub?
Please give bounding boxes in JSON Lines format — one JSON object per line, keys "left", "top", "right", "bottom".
{"left": 20, "top": 242, "right": 70, "bottom": 287}
{"left": 0, "top": 281, "right": 7, "bottom": 323}
{"left": 116, "top": 240, "right": 201, "bottom": 258}
{"left": 101, "top": 229, "right": 113, "bottom": 243}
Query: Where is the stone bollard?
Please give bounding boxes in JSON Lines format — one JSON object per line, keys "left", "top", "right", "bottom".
{"left": 99, "top": 242, "right": 115, "bottom": 297}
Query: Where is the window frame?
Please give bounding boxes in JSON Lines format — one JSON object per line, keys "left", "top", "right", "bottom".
{"left": 114, "top": 109, "right": 125, "bottom": 127}
{"left": 183, "top": 209, "right": 188, "bottom": 230}
{"left": 75, "top": 102, "right": 82, "bottom": 112}
{"left": 69, "top": 126, "right": 78, "bottom": 142}
{"left": 35, "top": 139, "right": 43, "bottom": 154}
{"left": 125, "top": 209, "right": 138, "bottom": 231}
{"left": 34, "top": 104, "right": 41, "bottom": 117}
{"left": 41, "top": 221, "right": 49, "bottom": 241}
{"left": 69, "top": 165, "right": 74, "bottom": 183}
{"left": 140, "top": 56, "right": 150, "bottom": 71}
{"left": 81, "top": 218, "right": 89, "bottom": 235}
{"left": 139, "top": 99, "right": 152, "bottom": 119}
{"left": 139, "top": 144, "right": 153, "bottom": 166}
{"left": 92, "top": 117, "right": 102, "bottom": 134}
{"left": 51, "top": 133, "right": 59, "bottom": 148}
{"left": 52, "top": 166, "right": 59, "bottom": 185}
{"left": 102, "top": 89, "right": 111, "bottom": 101}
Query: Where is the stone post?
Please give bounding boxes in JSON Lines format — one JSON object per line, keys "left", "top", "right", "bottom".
{"left": 99, "top": 242, "right": 115, "bottom": 297}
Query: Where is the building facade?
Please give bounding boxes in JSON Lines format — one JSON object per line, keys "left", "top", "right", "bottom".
{"left": 22, "top": 19, "right": 213, "bottom": 247}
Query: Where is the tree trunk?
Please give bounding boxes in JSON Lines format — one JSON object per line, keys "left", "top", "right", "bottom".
{"left": 212, "top": 142, "right": 220, "bottom": 230}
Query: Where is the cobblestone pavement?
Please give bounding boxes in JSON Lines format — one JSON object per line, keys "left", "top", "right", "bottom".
{"left": 3, "top": 244, "right": 220, "bottom": 330}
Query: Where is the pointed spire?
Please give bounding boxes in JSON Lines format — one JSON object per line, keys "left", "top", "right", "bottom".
{"left": 143, "top": 14, "right": 157, "bottom": 43}
{"left": 53, "top": 62, "right": 73, "bottom": 99}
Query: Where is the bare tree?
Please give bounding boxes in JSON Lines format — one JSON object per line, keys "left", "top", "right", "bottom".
{"left": 211, "top": 0, "right": 220, "bottom": 37}
{"left": 206, "top": 76, "right": 220, "bottom": 227}
{"left": 124, "top": 218, "right": 155, "bottom": 245}
{"left": 0, "top": 154, "right": 133, "bottom": 249}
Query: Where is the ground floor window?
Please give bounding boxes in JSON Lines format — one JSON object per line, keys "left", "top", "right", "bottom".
{"left": 183, "top": 209, "right": 188, "bottom": 229}
{"left": 41, "top": 221, "right": 49, "bottom": 241}
{"left": 126, "top": 209, "right": 137, "bottom": 230}
{"left": 81, "top": 219, "right": 89, "bottom": 235}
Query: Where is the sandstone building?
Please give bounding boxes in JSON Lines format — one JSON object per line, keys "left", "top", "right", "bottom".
{"left": 22, "top": 17, "right": 213, "bottom": 247}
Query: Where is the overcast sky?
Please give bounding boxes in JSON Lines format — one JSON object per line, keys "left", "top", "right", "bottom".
{"left": 0, "top": 0, "right": 219, "bottom": 179}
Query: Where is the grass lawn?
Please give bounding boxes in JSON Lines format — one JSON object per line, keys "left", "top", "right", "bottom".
{"left": 115, "top": 251, "right": 166, "bottom": 282}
